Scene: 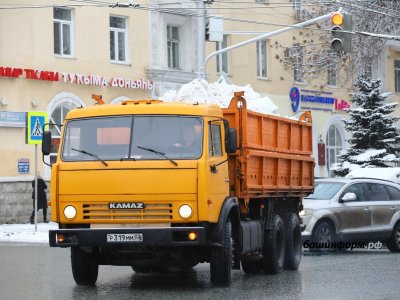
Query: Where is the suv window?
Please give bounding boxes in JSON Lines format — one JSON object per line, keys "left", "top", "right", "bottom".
{"left": 341, "top": 183, "right": 368, "bottom": 201}
{"left": 386, "top": 185, "right": 400, "bottom": 200}
{"left": 368, "top": 183, "right": 390, "bottom": 201}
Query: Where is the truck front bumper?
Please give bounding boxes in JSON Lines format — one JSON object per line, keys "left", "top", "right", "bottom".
{"left": 49, "top": 227, "right": 207, "bottom": 248}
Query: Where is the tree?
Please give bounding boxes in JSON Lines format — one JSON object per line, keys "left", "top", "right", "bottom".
{"left": 275, "top": 1, "right": 400, "bottom": 89}
{"left": 332, "top": 73, "right": 400, "bottom": 176}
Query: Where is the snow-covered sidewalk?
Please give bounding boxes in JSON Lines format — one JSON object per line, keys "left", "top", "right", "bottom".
{"left": 0, "top": 222, "right": 57, "bottom": 244}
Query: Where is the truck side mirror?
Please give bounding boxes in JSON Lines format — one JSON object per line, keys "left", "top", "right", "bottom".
{"left": 227, "top": 128, "right": 237, "bottom": 153}
{"left": 42, "top": 131, "right": 52, "bottom": 156}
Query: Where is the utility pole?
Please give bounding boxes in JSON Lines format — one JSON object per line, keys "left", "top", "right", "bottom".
{"left": 197, "top": 0, "right": 206, "bottom": 78}
{"left": 199, "top": 10, "right": 340, "bottom": 79}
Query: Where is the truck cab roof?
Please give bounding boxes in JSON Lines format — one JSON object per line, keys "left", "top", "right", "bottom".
{"left": 65, "top": 100, "right": 224, "bottom": 120}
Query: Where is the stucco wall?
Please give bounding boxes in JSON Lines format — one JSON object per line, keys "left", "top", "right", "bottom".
{"left": 0, "top": 179, "right": 51, "bottom": 224}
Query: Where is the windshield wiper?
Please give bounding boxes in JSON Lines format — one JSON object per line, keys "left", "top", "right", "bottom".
{"left": 120, "top": 157, "right": 136, "bottom": 161}
{"left": 71, "top": 148, "right": 108, "bottom": 167}
{"left": 137, "top": 146, "right": 178, "bottom": 166}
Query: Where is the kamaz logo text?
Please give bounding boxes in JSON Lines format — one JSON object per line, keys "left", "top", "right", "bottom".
{"left": 108, "top": 202, "right": 144, "bottom": 209}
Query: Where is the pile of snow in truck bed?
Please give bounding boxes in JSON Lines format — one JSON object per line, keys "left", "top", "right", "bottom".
{"left": 160, "top": 78, "right": 278, "bottom": 115}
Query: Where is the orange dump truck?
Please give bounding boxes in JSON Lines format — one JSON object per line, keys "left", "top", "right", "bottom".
{"left": 43, "top": 92, "right": 314, "bottom": 286}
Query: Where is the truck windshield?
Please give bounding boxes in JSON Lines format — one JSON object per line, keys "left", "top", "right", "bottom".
{"left": 61, "top": 116, "right": 203, "bottom": 162}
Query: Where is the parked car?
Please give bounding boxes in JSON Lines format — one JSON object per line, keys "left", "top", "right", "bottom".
{"left": 301, "top": 177, "right": 400, "bottom": 252}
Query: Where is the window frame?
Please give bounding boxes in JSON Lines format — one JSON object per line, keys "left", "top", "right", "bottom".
{"left": 327, "top": 63, "right": 337, "bottom": 87}
{"left": 386, "top": 185, "right": 400, "bottom": 200}
{"left": 256, "top": 40, "right": 269, "bottom": 79}
{"left": 110, "top": 15, "right": 129, "bottom": 64}
{"left": 167, "top": 25, "right": 180, "bottom": 69}
{"left": 208, "top": 123, "right": 223, "bottom": 157}
{"left": 395, "top": 60, "right": 400, "bottom": 93}
{"left": 293, "top": 45, "right": 304, "bottom": 83}
{"left": 53, "top": 7, "right": 74, "bottom": 57}
{"left": 326, "top": 125, "right": 343, "bottom": 176}
{"left": 367, "top": 183, "right": 391, "bottom": 201}
{"left": 340, "top": 183, "right": 369, "bottom": 202}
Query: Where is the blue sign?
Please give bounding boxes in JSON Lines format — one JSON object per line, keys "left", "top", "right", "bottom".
{"left": 290, "top": 86, "right": 300, "bottom": 112}
{"left": 27, "top": 111, "right": 47, "bottom": 144}
{"left": 290, "top": 87, "right": 337, "bottom": 113}
{"left": 18, "top": 158, "right": 30, "bottom": 174}
{"left": 0, "top": 111, "right": 26, "bottom": 127}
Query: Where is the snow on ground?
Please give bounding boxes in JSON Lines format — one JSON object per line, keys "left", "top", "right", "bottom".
{"left": 160, "top": 78, "right": 278, "bottom": 115}
{"left": 0, "top": 222, "right": 57, "bottom": 244}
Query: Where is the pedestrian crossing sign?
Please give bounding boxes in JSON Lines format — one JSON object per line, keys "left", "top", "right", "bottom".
{"left": 26, "top": 111, "right": 47, "bottom": 145}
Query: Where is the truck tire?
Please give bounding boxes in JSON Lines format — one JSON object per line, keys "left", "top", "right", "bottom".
{"left": 262, "top": 214, "right": 285, "bottom": 274}
{"left": 71, "top": 247, "right": 98, "bottom": 286}
{"left": 210, "top": 220, "right": 232, "bottom": 286}
{"left": 241, "top": 255, "right": 262, "bottom": 274}
{"left": 386, "top": 222, "right": 400, "bottom": 252}
{"left": 283, "top": 213, "right": 302, "bottom": 270}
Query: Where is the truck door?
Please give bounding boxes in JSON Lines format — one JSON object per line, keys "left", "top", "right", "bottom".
{"left": 207, "top": 121, "right": 230, "bottom": 220}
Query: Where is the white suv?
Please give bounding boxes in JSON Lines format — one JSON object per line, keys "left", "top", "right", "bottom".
{"left": 301, "top": 178, "right": 400, "bottom": 252}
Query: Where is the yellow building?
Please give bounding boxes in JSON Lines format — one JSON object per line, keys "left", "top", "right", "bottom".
{"left": 0, "top": 1, "right": 399, "bottom": 222}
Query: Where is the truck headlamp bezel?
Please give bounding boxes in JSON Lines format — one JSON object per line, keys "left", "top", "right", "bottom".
{"left": 64, "top": 205, "right": 77, "bottom": 220}
{"left": 178, "top": 204, "right": 192, "bottom": 219}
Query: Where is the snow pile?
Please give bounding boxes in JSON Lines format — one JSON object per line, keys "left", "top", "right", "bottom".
{"left": 160, "top": 78, "right": 278, "bottom": 114}
{"left": 332, "top": 149, "right": 399, "bottom": 174}
{"left": 0, "top": 222, "right": 57, "bottom": 244}
{"left": 346, "top": 167, "right": 400, "bottom": 184}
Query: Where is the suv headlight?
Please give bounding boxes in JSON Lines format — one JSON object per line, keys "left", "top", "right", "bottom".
{"left": 299, "top": 208, "right": 313, "bottom": 217}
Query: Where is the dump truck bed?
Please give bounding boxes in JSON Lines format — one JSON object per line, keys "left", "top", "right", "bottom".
{"left": 223, "top": 92, "right": 314, "bottom": 199}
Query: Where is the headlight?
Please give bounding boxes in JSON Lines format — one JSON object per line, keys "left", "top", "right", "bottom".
{"left": 299, "top": 208, "right": 313, "bottom": 217}
{"left": 64, "top": 205, "right": 77, "bottom": 219}
{"left": 178, "top": 204, "right": 192, "bottom": 219}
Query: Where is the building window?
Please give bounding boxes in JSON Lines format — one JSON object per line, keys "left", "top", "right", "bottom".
{"left": 395, "top": 60, "right": 400, "bottom": 93}
{"left": 327, "top": 64, "right": 337, "bottom": 86}
{"left": 293, "top": 0, "right": 301, "bottom": 10}
{"left": 256, "top": 40, "right": 268, "bottom": 78}
{"left": 293, "top": 45, "right": 304, "bottom": 83}
{"left": 216, "top": 35, "right": 229, "bottom": 74}
{"left": 49, "top": 105, "right": 74, "bottom": 165}
{"left": 365, "top": 62, "right": 373, "bottom": 79}
{"left": 110, "top": 16, "right": 128, "bottom": 63}
{"left": 326, "top": 125, "right": 343, "bottom": 177}
{"left": 167, "top": 25, "right": 180, "bottom": 69}
{"left": 53, "top": 7, "right": 73, "bottom": 56}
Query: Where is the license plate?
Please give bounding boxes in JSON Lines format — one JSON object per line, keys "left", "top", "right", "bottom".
{"left": 106, "top": 233, "right": 143, "bottom": 242}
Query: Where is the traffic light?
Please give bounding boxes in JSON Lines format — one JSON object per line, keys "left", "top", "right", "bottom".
{"left": 330, "top": 12, "right": 353, "bottom": 53}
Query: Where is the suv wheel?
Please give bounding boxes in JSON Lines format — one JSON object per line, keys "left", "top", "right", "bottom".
{"left": 312, "top": 221, "right": 335, "bottom": 245}
{"left": 387, "top": 222, "right": 400, "bottom": 252}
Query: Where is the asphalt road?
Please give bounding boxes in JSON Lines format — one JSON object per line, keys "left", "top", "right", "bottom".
{"left": 0, "top": 244, "right": 399, "bottom": 300}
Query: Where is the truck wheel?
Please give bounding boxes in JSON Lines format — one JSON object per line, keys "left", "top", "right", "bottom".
{"left": 241, "top": 255, "right": 262, "bottom": 274}
{"left": 283, "top": 213, "right": 302, "bottom": 270}
{"left": 262, "top": 214, "right": 285, "bottom": 274}
{"left": 210, "top": 220, "right": 232, "bottom": 286}
{"left": 386, "top": 222, "right": 400, "bottom": 252}
{"left": 71, "top": 247, "right": 98, "bottom": 286}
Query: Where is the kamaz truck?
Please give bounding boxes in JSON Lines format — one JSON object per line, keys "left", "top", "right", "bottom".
{"left": 42, "top": 92, "right": 314, "bottom": 286}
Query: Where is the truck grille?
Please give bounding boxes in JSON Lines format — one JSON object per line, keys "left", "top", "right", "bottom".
{"left": 82, "top": 203, "right": 173, "bottom": 221}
